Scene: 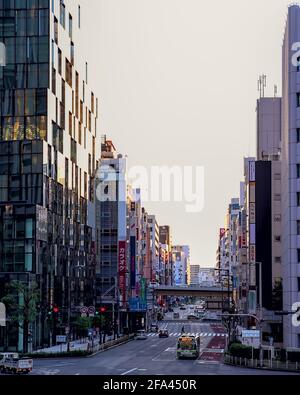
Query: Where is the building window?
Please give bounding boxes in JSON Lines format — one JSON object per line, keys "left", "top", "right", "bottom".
{"left": 91, "top": 92, "right": 94, "bottom": 113}
{"left": 60, "top": 0, "right": 66, "bottom": 28}
{"left": 275, "top": 257, "right": 281, "bottom": 264}
{"left": 69, "top": 14, "right": 73, "bottom": 40}
{"left": 298, "top": 192, "right": 300, "bottom": 207}
{"left": 298, "top": 278, "right": 300, "bottom": 292}
{"left": 298, "top": 165, "right": 300, "bottom": 179}
{"left": 54, "top": 17, "right": 58, "bottom": 44}
{"left": 274, "top": 173, "right": 281, "bottom": 181}
{"left": 58, "top": 48, "right": 62, "bottom": 75}
{"left": 297, "top": 221, "right": 300, "bottom": 235}
{"left": 66, "top": 59, "right": 72, "bottom": 87}
{"left": 274, "top": 236, "right": 281, "bottom": 242}
{"left": 297, "top": 128, "right": 300, "bottom": 143}
{"left": 274, "top": 194, "right": 281, "bottom": 202}
{"left": 298, "top": 249, "right": 300, "bottom": 263}
{"left": 71, "top": 42, "right": 74, "bottom": 65}
{"left": 52, "top": 68, "right": 56, "bottom": 95}
{"left": 78, "top": 5, "right": 81, "bottom": 28}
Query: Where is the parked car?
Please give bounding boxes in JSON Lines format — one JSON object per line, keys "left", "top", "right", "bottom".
{"left": 136, "top": 330, "right": 147, "bottom": 340}
{"left": 173, "top": 312, "right": 180, "bottom": 319}
{"left": 168, "top": 308, "right": 174, "bottom": 312}
{"left": 180, "top": 307, "right": 186, "bottom": 311}
{"left": 159, "top": 330, "right": 169, "bottom": 338}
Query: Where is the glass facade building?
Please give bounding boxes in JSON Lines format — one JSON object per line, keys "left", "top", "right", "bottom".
{"left": 0, "top": 0, "right": 101, "bottom": 352}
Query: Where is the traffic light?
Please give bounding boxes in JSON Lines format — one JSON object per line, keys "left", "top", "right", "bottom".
{"left": 99, "top": 307, "right": 107, "bottom": 314}
{"left": 53, "top": 307, "right": 59, "bottom": 314}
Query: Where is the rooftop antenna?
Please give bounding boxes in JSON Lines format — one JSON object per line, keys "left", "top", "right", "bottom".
{"left": 258, "top": 74, "right": 267, "bottom": 98}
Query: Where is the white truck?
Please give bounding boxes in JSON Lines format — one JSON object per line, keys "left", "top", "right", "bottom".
{"left": 0, "top": 353, "right": 33, "bottom": 375}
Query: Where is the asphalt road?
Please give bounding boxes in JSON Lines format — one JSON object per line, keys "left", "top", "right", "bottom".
{"left": 30, "top": 320, "right": 294, "bottom": 376}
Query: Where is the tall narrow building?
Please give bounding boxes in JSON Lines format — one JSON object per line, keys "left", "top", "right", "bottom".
{"left": 0, "top": 0, "right": 101, "bottom": 352}
{"left": 281, "top": 4, "right": 300, "bottom": 349}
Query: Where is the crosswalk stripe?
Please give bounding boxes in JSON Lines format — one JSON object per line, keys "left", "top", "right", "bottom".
{"left": 147, "top": 332, "right": 228, "bottom": 338}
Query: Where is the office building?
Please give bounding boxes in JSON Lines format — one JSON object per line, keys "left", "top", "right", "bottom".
{"left": 0, "top": 0, "right": 100, "bottom": 352}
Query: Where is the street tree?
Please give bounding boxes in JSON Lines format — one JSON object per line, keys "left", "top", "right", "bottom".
{"left": 1, "top": 281, "right": 39, "bottom": 353}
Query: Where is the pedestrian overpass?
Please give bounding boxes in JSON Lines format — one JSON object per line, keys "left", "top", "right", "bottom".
{"left": 154, "top": 285, "right": 233, "bottom": 310}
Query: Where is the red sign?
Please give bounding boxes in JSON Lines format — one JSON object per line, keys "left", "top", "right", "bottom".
{"left": 220, "top": 228, "right": 225, "bottom": 238}
{"left": 118, "top": 241, "right": 127, "bottom": 307}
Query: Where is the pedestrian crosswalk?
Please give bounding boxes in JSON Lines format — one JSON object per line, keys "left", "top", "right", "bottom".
{"left": 148, "top": 333, "right": 228, "bottom": 338}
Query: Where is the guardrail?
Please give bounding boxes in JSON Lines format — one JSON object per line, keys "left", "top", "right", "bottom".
{"left": 88, "top": 334, "right": 135, "bottom": 354}
{"left": 224, "top": 354, "right": 300, "bottom": 373}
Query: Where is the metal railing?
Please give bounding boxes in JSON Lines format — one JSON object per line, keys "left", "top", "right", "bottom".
{"left": 224, "top": 354, "right": 300, "bottom": 373}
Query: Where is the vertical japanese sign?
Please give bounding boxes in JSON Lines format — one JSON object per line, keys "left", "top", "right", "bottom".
{"left": 130, "top": 236, "right": 136, "bottom": 289}
{"left": 118, "top": 241, "right": 127, "bottom": 307}
{"left": 140, "top": 277, "right": 146, "bottom": 308}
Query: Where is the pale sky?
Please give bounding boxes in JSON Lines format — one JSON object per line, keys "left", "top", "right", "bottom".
{"left": 80, "top": 0, "right": 291, "bottom": 267}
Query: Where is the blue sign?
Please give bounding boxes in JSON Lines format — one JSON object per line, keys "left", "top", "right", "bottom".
{"left": 129, "top": 297, "right": 147, "bottom": 312}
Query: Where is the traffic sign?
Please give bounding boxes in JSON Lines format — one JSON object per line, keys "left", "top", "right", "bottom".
{"left": 80, "top": 306, "right": 88, "bottom": 314}
{"left": 242, "top": 330, "right": 260, "bottom": 338}
{"left": 56, "top": 335, "right": 67, "bottom": 343}
{"left": 88, "top": 306, "right": 96, "bottom": 315}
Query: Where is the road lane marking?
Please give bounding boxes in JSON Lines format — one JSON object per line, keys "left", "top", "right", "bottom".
{"left": 121, "top": 368, "right": 138, "bottom": 376}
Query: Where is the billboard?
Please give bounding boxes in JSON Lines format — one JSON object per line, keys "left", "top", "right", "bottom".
{"left": 248, "top": 290, "right": 257, "bottom": 314}
{"left": 129, "top": 297, "right": 147, "bottom": 312}
{"left": 249, "top": 161, "right": 256, "bottom": 182}
{"left": 220, "top": 228, "right": 225, "bottom": 238}
{"left": 118, "top": 241, "right": 127, "bottom": 306}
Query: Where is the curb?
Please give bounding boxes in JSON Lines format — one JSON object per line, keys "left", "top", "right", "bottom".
{"left": 223, "top": 360, "right": 300, "bottom": 374}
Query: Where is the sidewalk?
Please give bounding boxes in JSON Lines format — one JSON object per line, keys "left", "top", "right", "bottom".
{"left": 35, "top": 335, "right": 115, "bottom": 354}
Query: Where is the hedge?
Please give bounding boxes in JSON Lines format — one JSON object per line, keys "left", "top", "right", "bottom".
{"left": 229, "top": 343, "right": 260, "bottom": 359}
{"left": 21, "top": 350, "right": 93, "bottom": 359}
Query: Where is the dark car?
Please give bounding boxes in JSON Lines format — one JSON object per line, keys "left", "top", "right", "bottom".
{"left": 159, "top": 330, "right": 169, "bottom": 338}
{"left": 168, "top": 308, "right": 174, "bottom": 312}
{"left": 187, "top": 314, "right": 200, "bottom": 320}
{"left": 180, "top": 307, "right": 186, "bottom": 311}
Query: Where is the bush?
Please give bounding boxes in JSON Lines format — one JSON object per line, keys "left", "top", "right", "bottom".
{"left": 229, "top": 343, "right": 259, "bottom": 359}
{"left": 21, "top": 350, "right": 93, "bottom": 359}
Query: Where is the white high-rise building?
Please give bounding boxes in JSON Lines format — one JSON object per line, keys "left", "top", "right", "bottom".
{"left": 281, "top": 4, "right": 300, "bottom": 349}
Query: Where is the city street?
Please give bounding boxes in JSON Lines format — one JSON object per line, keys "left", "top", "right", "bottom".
{"left": 30, "top": 317, "right": 293, "bottom": 376}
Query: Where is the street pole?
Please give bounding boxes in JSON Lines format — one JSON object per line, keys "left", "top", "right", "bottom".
{"left": 227, "top": 271, "right": 230, "bottom": 308}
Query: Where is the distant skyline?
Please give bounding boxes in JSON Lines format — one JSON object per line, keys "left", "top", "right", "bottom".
{"left": 81, "top": 0, "right": 290, "bottom": 267}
